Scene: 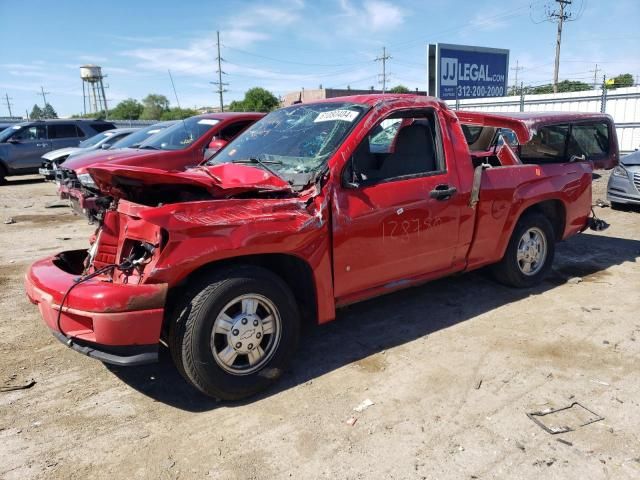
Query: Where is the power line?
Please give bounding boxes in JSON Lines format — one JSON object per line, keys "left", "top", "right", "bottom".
{"left": 210, "top": 31, "right": 229, "bottom": 112}
{"left": 222, "top": 44, "right": 370, "bottom": 68}
{"left": 375, "top": 47, "right": 391, "bottom": 93}
{"left": 3, "top": 93, "right": 13, "bottom": 117}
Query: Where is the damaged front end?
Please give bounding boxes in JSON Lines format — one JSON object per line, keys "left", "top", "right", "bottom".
{"left": 25, "top": 162, "right": 327, "bottom": 365}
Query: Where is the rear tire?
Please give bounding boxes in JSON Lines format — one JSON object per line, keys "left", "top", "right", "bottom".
{"left": 0, "top": 163, "right": 7, "bottom": 185}
{"left": 169, "top": 265, "right": 300, "bottom": 400}
{"left": 492, "top": 212, "right": 555, "bottom": 288}
{"left": 610, "top": 201, "right": 626, "bottom": 211}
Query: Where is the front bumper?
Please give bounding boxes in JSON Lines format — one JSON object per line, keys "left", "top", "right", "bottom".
{"left": 607, "top": 170, "right": 640, "bottom": 204}
{"left": 24, "top": 250, "right": 167, "bottom": 366}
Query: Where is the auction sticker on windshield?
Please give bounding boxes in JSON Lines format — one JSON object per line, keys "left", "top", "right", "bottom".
{"left": 314, "top": 110, "right": 359, "bottom": 123}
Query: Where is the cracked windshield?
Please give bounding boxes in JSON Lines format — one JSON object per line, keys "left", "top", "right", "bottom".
{"left": 209, "top": 102, "right": 368, "bottom": 183}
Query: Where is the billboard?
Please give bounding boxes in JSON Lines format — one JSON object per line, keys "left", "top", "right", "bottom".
{"left": 427, "top": 43, "right": 509, "bottom": 100}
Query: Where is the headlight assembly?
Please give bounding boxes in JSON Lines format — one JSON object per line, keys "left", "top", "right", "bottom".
{"left": 77, "top": 173, "right": 97, "bottom": 188}
{"left": 612, "top": 165, "right": 628, "bottom": 178}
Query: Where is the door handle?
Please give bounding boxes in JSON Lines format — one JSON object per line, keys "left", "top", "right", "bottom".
{"left": 37, "top": 143, "right": 49, "bottom": 147}
{"left": 429, "top": 184, "right": 457, "bottom": 201}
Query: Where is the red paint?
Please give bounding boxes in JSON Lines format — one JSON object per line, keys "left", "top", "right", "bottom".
{"left": 59, "top": 113, "right": 264, "bottom": 205}
{"left": 25, "top": 95, "right": 617, "bottom": 355}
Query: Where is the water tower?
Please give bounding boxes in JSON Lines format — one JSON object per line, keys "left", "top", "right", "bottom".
{"left": 80, "top": 65, "right": 108, "bottom": 116}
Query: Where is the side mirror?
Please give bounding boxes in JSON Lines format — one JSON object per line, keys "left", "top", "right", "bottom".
{"left": 101, "top": 143, "right": 111, "bottom": 150}
{"left": 207, "top": 138, "right": 228, "bottom": 153}
{"left": 7, "top": 137, "right": 20, "bottom": 144}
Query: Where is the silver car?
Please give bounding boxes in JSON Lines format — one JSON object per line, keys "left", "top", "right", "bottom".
{"left": 607, "top": 150, "right": 640, "bottom": 207}
{"left": 39, "top": 128, "right": 137, "bottom": 179}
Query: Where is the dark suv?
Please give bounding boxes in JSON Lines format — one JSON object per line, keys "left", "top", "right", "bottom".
{"left": 0, "top": 119, "right": 115, "bottom": 183}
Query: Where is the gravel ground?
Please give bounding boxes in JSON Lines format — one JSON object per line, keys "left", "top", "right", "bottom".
{"left": 1, "top": 173, "right": 639, "bottom": 480}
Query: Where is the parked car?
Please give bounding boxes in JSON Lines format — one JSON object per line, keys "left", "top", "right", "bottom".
{"left": 0, "top": 119, "right": 115, "bottom": 183}
{"left": 24, "top": 95, "right": 618, "bottom": 400}
{"left": 39, "top": 128, "right": 138, "bottom": 180}
{"left": 56, "top": 113, "right": 262, "bottom": 220}
{"left": 607, "top": 149, "right": 640, "bottom": 207}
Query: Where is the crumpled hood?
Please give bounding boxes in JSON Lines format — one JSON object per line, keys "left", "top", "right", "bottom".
{"left": 42, "top": 147, "right": 82, "bottom": 161}
{"left": 88, "top": 163, "right": 293, "bottom": 200}
{"left": 63, "top": 148, "right": 158, "bottom": 173}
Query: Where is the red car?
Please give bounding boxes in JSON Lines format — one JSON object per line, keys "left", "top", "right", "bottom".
{"left": 25, "top": 95, "right": 618, "bottom": 400}
{"left": 57, "top": 112, "right": 263, "bottom": 221}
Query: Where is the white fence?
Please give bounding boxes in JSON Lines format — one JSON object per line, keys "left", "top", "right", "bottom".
{"left": 447, "top": 86, "right": 640, "bottom": 154}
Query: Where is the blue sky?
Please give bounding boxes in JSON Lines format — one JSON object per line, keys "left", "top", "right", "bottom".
{"left": 1, "top": 0, "right": 639, "bottom": 117}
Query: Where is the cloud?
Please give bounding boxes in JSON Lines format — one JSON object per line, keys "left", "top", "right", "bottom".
{"left": 363, "top": 0, "right": 405, "bottom": 30}
{"left": 339, "top": 0, "right": 405, "bottom": 31}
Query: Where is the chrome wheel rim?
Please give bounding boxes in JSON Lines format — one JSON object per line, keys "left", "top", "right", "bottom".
{"left": 516, "top": 227, "right": 547, "bottom": 276}
{"left": 210, "top": 294, "right": 281, "bottom": 375}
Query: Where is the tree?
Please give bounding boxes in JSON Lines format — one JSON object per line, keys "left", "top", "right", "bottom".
{"left": 30, "top": 104, "right": 43, "bottom": 120}
{"left": 388, "top": 85, "right": 410, "bottom": 94}
{"left": 227, "top": 100, "right": 246, "bottom": 112}
{"left": 230, "top": 87, "right": 279, "bottom": 112}
{"left": 42, "top": 103, "right": 58, "bottom": 119}
{"left": 140, "top": 94, "right": 170, "bottom": 120}
{"left": 160, "top": 107, "right": 199, "bottom": 120}
{"left": 606, "top": 73, "right": 634, "bottom": 90}
{"left": 529, "top": 80, "right": 592, "bottom": 94}
{"left": 110, "top": 98, "right": 144, "bottom": 120}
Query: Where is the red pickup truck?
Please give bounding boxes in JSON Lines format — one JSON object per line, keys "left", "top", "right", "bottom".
{"left": 25, "top": 95, "right": 618, "bottom": 400}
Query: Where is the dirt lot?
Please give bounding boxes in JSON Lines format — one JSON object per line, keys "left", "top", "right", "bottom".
{"left": 1, "top": 173, "right": 639, "bottom": 480}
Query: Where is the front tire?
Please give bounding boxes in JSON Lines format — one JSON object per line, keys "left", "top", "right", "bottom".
{"left": 492, "top": 212, "right": 555, "bottom": 288}
{"left": 169, "top": 266, "right": 300, "bottom": 400}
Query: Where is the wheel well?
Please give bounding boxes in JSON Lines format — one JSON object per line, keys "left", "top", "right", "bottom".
{"left": 521, "top": 199, "right": 566, "bottom": 241}
{"left": 166, "top": 254, "right": 318, "bottom": 328}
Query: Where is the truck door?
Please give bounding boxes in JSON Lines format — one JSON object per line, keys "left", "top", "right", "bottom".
{"left": 332, "top": 108, "right": 463, "bottom": 299}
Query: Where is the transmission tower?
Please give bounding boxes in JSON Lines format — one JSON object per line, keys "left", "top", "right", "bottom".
{"left": 511, "top": 60, "right": 524, "bottom": 94}
{"left": 541, "top": 0, "right": 582, "bottom": 93}
{"left": 210, "top": 31, "right": 229, "bottom": 112}
{"left": 39, "top": 86, "right": 50, "bottom": 107}
{"left": 375, "top": 47, "right": 391, "bottom": 93}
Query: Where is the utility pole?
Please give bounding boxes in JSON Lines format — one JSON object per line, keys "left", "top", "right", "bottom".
{"left": 3, "top": 93, "right": 13, "bottom": 117}
{"left": 511, "top": 60, "right": 524, "bottom": 95}
{"left": 39, "top": 86, "right": 50, "bottom": 107}
{"left": 544, "top": 0, "right": 575, "bottom": 93}
{"left": 375, "top": 46, "right": 391, "bottom": 93}
{"left": 210, "top": 31, "right": 228, "bottom": 112}
{"left": 590, "top": 63, "right": 600, "bottom": 89}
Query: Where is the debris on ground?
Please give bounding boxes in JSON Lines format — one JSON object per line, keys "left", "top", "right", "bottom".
{"left": 475, "top": 379, "right": 483, "bottom": 390}
{"left": 353, "top": 399, "right": 375, "bottom": 412}
{"left": 3, "top": 217, "right": 15, "bottom": 224}
{"left": 595, "top": 199, "right": 610, "bottom": 208}
{"left": 44, "top": 201, "right": 68, "bottom": 209}
{"left": 55, "top": 237, "right": 71, "bottom": 241}
{"left": 345, "top": 417, "right": 358, "bottom": 426}
{"left": 527, "top": 402, "right": 604, "bottom": 434}
{"left": 1, "top": 378, "right": 36, "bottom": 392}
{"left": 556, "top": 438, "right": 573, "bottom": 447}
{"left": 567, "top": 277, "right": 583, "bottom": 284}
{"left": 590, "top": 379, "right": 610, "bottom": 386}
